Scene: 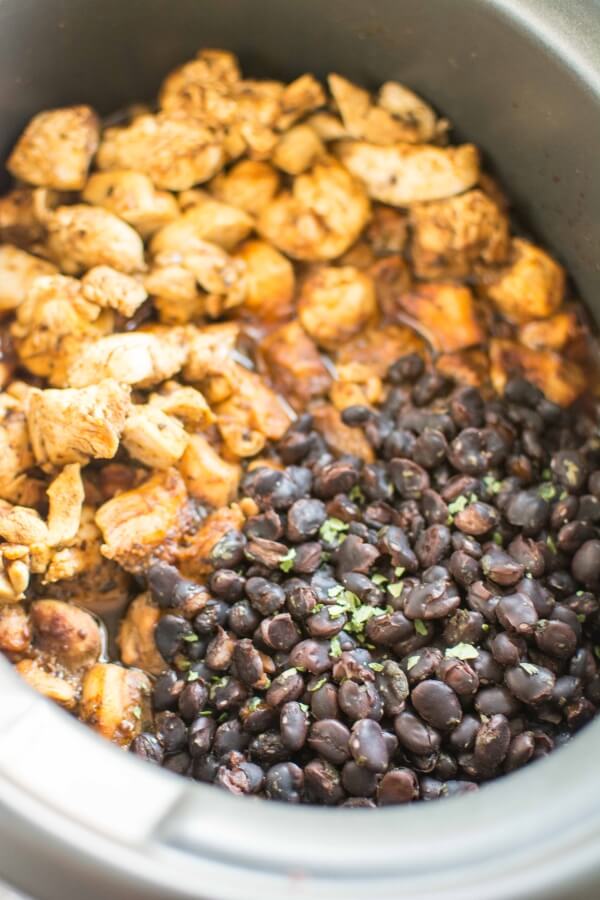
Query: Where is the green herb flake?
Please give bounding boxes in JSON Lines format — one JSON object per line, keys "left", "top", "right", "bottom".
{"left": 445, "top": 643, "right": 479, "bottom": 661}
{"left": 414, "top": 618, "right": 428, "bottom": 636}
{"left": 187, "top": 671, "right": 200, "bottom": 682}
{"left": 328, "top": 584, "right": 344, "bottom": 598}
{"left": 577, "top": 613, "right": 586, "bottom": 623}
{"left": 327, "top": 604, "right": 346, "bottom": 619}
{"left": 319, "top": 517, "right": 349, "bottom": 545}
{"left": 541, "top": 468, "right": 551, "bottom": 480}
{"left": 372, "top": 573, "right": 388, "bottom": 586}
{"left": 538, "top": 482, "right": 556, "bottom": 501}
{"left": 280, "top": 668, "right": 298, "bottom": 680}
{"left": 492, "top": 532, "right": 503, "bottom": 546}
{"left": 387, "top": 581, "right": 404, "bottom": 599}
{"left": 394, "top": 566, "right": 406, "bottom": 578}
{"left": 177, "top": 659, "right": 191, "bottom": 671}
{"left": 217, "top": 712, "right": 228, "bottom": 723}
{"left": 483, "top": 475, "right": 502, "bottom": 495}
{"left": 279, "top": 547, "right": 297, "bottom": 572}
{"left": 349, "top": 485, "right": 365, "bottom": 504}
{"left": 330, "top": 636, "right": 342, "bottom": 658}
{"left": 564, "top": 458, "right": 580, "bottom": 486}
{"left": 183, "top": 633, "right": 199, "bottom": 643}
{"left": 369, "top": 662, "right": 385, "bottom": 672}
{"left": 481, "top": 623, "right": 490, "bottom": 632}
{"left": 520, "top": 662, "right": 539, "bottom": 676}
{"left": 468, "top": 493, "right": 479, "bottom": 504}
{"left": 576, "top": 590, "right": 584, "bottom": 597}
{"left": 559, "top": 491, "right": 568, "bottom": 500}
{"left": 299, "top": 703, "right": 309, "bottom": 714}
{"left": 406, "top": 656, "right": 420, "bottom": 671}
{"left": 308, "top": 677, "right": 327, "bottom": 692}
{"left": 546, "top": 535, "right": 557, "bottom": 554}
{"left": 132, "top": 705, "right": 142, "bottom": 719}
{"left": 246, "top": 697, "right": 262, "bottom": 712}
{"left": 594, "top": 646, "right": 600, "bottom": 661}
{"left": 199, "top": 710, "right": 213, "bottom": 717}
{"left": 448, "top": 495, "right": 469, "bottom": 515}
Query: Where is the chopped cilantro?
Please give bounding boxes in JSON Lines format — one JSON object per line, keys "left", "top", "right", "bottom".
{"left": 406, "top": 656, "right": 419, "bottom": 671}
{"left": 394, "top": 566, "right": 406, "bottom": 577}
{"left": 577, "top": 613, "right": 586, "bottom": 623}
{"left": 387, "top": 581, "right": 404, "bottom": 598}
{"left": 368, "top": 662, "right": 385, "bottom": 672}
{"left": 246, "top": 697, "right": 262, "bottom": 712}
{"left": 217, "top": 712, "right": 228, "bottom": 723}
{"left": 280, "top": 668, "right": 298, "bottom": 680}
{"left": 308, "top": 677, "right": 327, "bottom": 692}
{"left": 372, "top": 573, "right": 388, "bottom": 586}
{"left": 298, "top": 703, "right": 310, "bottom": 714}
{"left": 414, "top": 618, "right": 428, "bottom": 636}
{"left": 328, "top": 584, "right": 344, "bottom": 598}
{"left": 187, "top": 671, "right": 200, "bottom": 682}
{"left": 327, "top": 604, "right": 346, "bottom": 619}
{"left": 541, "top": 468, "right": 551, "bottom": 480}
{"left": 538, "top": 482, "right": 556, "bottom": 501}
{"left": 319, "top": 517, "right": 349, "bottom": 544}
{"left": 520, "top": 662, "right": 539, "bottom": 675}
{"left": 546, "top": 535, "right": 557, "bottom": 554}
{"left": 468, "top": 493, "right": 479, "bottom": 503}
{"left": 576, "top": 590, "right": 584, "bottom": 597}
{"left": 279, "top": 547, "right": 296, "bottom": 572}
{"left": 199, "top": 710, "right": 213, "bottom": 717}
{"left": 481, "top": 623, "right": 490, "bottom": 632}
{"left": 183, "top": 633, "right": 199, "bottom": 642}
{"left": 177, "top": 659, "right": 191, "bottom": 670}
{"left": 492, "top": 531, "right": 503, "bottom": 546}
{"left": 349, "top": 485, "right": 365, "bottom": 503}
{"left": 132, "top": 705, "right": 142, "bottom": 719}
{"left": 483, "top": 475, "right": 502, "bottom": 495}
{"left": 330, "top": 636, "right": 342, "bottom": 658}
{"left": 445, "top": 643, "right": 479, "bottom": 660}
{"left": 448, "top": 495, "right": 469, "bottom": 515}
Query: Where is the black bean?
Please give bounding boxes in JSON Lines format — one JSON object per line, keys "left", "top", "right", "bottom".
{"left": 280, "top": 701, "right": 309, "bottom": 751}
{"left": 244, "top": 510, "right": 284, "bottom": 542}
{"left": 289, "top": 639, "right": 332, "bottom": 674}
{"left": 450, "top": 387, "right": 485, "bottom": 429}
{"left": 341, "top": 761, "right": 377, "bottom": 797}
{"left": 475, "top": 686, "right": 522, "bottom": 718}
{"left": 177, "top": 681, "right": 209, "bottom": 723}
{"left": 551, "top": 494, "right": 579, "bottom": 530}
{"left": 505, "top": 664, "right": 556, "bottom": 704}
{"left": 389, "top": 458, "right": 430, "bottom": 499}
{"left": 404, "top": 577, "right": 460, "bottom": 620}
{"left": 163, "top": 752, "right": 191, "bottom": 776}
{"left": 212, "top": 719, "right": 249, "bottom": 758}
{"left": 551, "top": 450, "right": 587, "bottom": 493}
{"left": 313, "top": 459, "right": 359, "bottom": 499}
{"left": 504, "top": 732, "right": 536, "bottom": 772}
{"left": 239, "top": 698, "right": 276, "bottom": 733}
{"left": 153, "top": 670, "right": 185, "bottom": 711}
{"left": 188, "top": 715, "right": 216, "bottom": 758}
{"left": 412, "top": 680, "right": 462, "bottom": 730}
{"left": 245, "top": 577, "right": 286, "bottom": 615}
{"left": 443, "top": 609, "right": 484, "bottom": 645}
{"left": 517, "top": 577, "right": 555, "bottom": 617}
{"left": 155, "top": 615, "right": 195, "bottom": 661}
{"left": 507, "top": 536, "right": 546, "bottom": 577}
{"left": 535, "top": 620, "right": 577, "bottom": 659}
{"left": 489, "top": 632, "right": 525, "bottom": 667}
{"left": 366, "top": 610, "right": 413, "bottom": 646}
{"left": 209, "top": 569, "right": 245, "bottom": 602}
{"left": 130, "top": 733, "right": 164, "bottom": 765}
{"left": 496, "top": 592, "right": 539, "bottom": 635}
{"left": 304, "top": 758, "right": 345, "bottom": 805}
{"left": 349, "top": 719, "right": 389, "bottom": 773}
{"left": 286, "top": 498, "right": 327, "bottom": 542}
{"left": 194, "top": 599, "right": 229, "bottom": 635}
{"left": 454, "top": 502, "right": 500, "bottom": 536}
{"left": 210, "top": 675, "right": 247, "bottom": 711}
{"left": 415, "top": 524, "right": 452, "bottom": 568}
{"left": 335, "top": 534, "right": 380, "bottom": 574}
{"left": 266, "top": 669, "right": 304, "bottom": 707}
{"left": 388, "top": 353, "right": 424, "bottom": 383}
{"left": 505, "top": 490, "right": 549, "bottom": 535}
{"left": 374, "top": 660, "right": 409, "bottom": 716}
{"left": 377, "top": 525, "right": 418, "bottom": 571}
{"left": 504, "top": 377, "right": 543, "bottom": 408}
{"left": 259, "top": 613, "right": 301, "bottom": 650}
{"left": 155, "top": 711, "right": 187, "bottom": 754}
{"left": 481, "top": 547, "right": 524, "bottom": 586}
{"left": 147, "top": 562, "right": 200, "bottom": 610}
{"left": 308, "top": 719, "right": 351, "bottom": 764}
{"left": 473, "top": 714, "right": 511, "bottom": 774}
{"left": 449, "top": 715, "right": 480, "bottom": 753}
{"left": 412, "top": 429, "right": 448, "bottom": 469}
{"left": 310, "top": 681, "right": 339, "bottom": 720}
{"left": 437, "top": 657, "right": 479, "bottom": 696}
{"left": 572, "top": 539, "right": 600, "bottom": 588}
{"left": 394, "top": 711, "right": 441, "bottom": 754}
{"left": 338, "top": 680, "right": 382, "bottom": 721}
{"left": 377, "top": 768, "right": 420, "bottom": 804}
{"left": 578, "top": 494, "right": 600, "bottom": 522}
{"left": 228, "top": 600, "right": 261, "bottom": 637}
{"left": 285, "top": 582, "right": 317, "bottom": 619}
{"left": 232, "top": 639, "right": 265, "bottom": 687}
{"left": 265, "top": 762, "right": 304, "bottom": 803}
{"left": 210, "top": 530, "right": 246, "bottom": 569}
{"left": 402, "top": 647, "right": 443, "bottom": 685}
{"left": 449, "top": 550, "right": 480, "bottom": 587}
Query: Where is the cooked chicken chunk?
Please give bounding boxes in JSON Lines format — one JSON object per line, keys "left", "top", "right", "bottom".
{"left": 0, "top": 187, "right": 48, "bottom": 247}
{"left": 80, "top": 662, "right": 152, "bottom": 745}
{"left": 149, "top": 384, "right": 214, "bottom": 429}
{"left": 0, "top": 244, "right": 57, "bottom": 312}
{"left": 278, "top": 74, "right": 326, "bottom": 130}
{"left": 118, "top": 592, "right": 165, "bottom": 675}
{"left": 377, "top": 81, "right": 440, "bottom": 143}
{"left": 183, "top": 322, "right": 239, "bottom": 382}
{"left": 336, "top": 323, "right": 426, "bottom": 378}
{"left": 305, "top": 112, "right": 350, "bottom": 142}
{"left": 30, "top": 599, "right": 102, "bottom": 672}
{"left": 396, "top": 283, "right": 485, "bottom": 352}
{"left": 80, "top": 266, "right": 148, "bottom": 318}
{"left": 298, "top": 265, "right": 377, "bottom": 350}
{"left": 122, "top": 405, "right": 188, "bottom": 469}
{"left": 66, "top": 329, "right": 188, "bottom": 389}
{"left": 410, "top": 189, "right": 510, "bottom": 279}
{"left": 16, "top": 658, "right": 78, "bottom": 709}
{"left": 335, "top": 141, "right": 479, "bottom": 206}
{"left": 7, "top": 105, "right": 100, "bottom": 190}
{"left": 26, "top": 379, "right": 131, "bottom": 468}
{"left": 46, "top": 463, "right": 84, "bottom": 548}
{"left": 12, "top": 273, "right": 113, "bottom": 380}
{"left": 486, "top": 238, "right": 565, "bottom": 323}
{"left": 235, "top": 239, "right": 295, "bottom": 323}
{"left": 210, "top": 159, "right": 280, "bottom": 215}
{"left": 0, "top": 394, "right": 36, "bottom": 504}
{"left": 46, "top": 204, "right": 145, "bottom": 275}
{"left": 0, "top": 603, "right": 31, "bottom": 657}
{"left": 82, "top": 170, "right": 179, "bottom": 237}
{"left": 311, "top": 403, "right": 374, "bottom": 462}
{"left": 154, "top": 198, "right": 253, "bottom": 252}
{"left": 145, "top": 264, "right": 204, "bottom": 324}
{"left": 158, "top": 48, "right": 241, "bottom": 112}
{"left": 215, "top": 363, "right": 292, "bottom": 456}
{"left": 177, "top": 505, "right": 245, "bottom": 578}
{"left": 369, "top": 256, "right": 412, "bottom": 319}
{"left": 95, "top": 467, "right": 188, "bottom": 573}
{"left": 272, "top": 125, "right": 324, "bottom": 175}
{"left": 179, "top": 433, "right": 241, "bottom": 508}
{"left": 489, "top": 339, "right": 585, "bottom": 406}
{"left": 260, "top": 320, "right": 332, "bottom": 411}
{"left": 0, "top": 504, "right": 48, "bottom": 544}
{"left": 96, "top": 112, "right": 224, "bottom": 191}
{"left": 257, "top": 158, "right": 370, "bottom": 261}
{"left": 436, "top": 348, "right": 490, "bottom": 390}
{"left": 519, "top": 310, "right": 578, "bottom": 351}
{"left": 366, "top": 205, "right": 408, "bottom": 256}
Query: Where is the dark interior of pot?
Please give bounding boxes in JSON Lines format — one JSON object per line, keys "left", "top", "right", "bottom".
{"left": 1, "top": 0, "right": 600, "bottom": 897}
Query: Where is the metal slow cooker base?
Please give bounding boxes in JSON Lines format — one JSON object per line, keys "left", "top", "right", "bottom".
{"left": 1, "top": 1, "right": 600, "bottom": 897}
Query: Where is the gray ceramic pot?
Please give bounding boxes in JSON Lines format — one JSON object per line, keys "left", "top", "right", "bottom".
{"left": 0, "top": 1, "right": 599, "bottom": 898}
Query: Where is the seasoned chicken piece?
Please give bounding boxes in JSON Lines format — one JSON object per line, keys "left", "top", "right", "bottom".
{"left": 311, "top": 403, "right": 374, "bottom": 463}
{"left": 122, "top": 405, "right": 188, "bottom": 469}
{"left": 277, "top": 74, "right": 326, "bottom": 130}
{"left": 257, "top": 158, "right": 370, "bottom": 261}
{"left": 145, "top": 264, "right": 205, "bottom": 324}
{"left": 97, "top": 111, "right": 224, "bottom": 191}
{"left": 16, "top": 658, "right": 78, "bottom": 709}
{"left": 0, "top": 505, "right": 48, "bottom": 545}
{"left": 489, "top": 339, "right": 585, "bottom": 406}
{"left": 46, "top": 463, "right": 84, "bottom": 548}
{"left": 234, "top": 239, "right": 295, "bottom": 323}
{"left": 82, "top": 170, "right": 179, "bottom": 238}
{"left": 80, "top": 266, "right": 148, "bottom": 318}
{"left": 519, "top": 310, "right": 579, "bottom": 351}
{"left": 210, "top": 160, "right": 280, "bottom": 215}
{"left": 485, "top": 238, "right": 565, "bottom": 323}
{"left": 437, "top": 348, "right": 490, "bottom": 390}
{"left": 0, "top": 603, "right": 31, "bottom": 657}
{"left": 0, "top": 549, "right": 30, "bottom": 604}
{"left": 298, "top": 265, "right": 377, "bottom": 350}
{"left": 177, "top": 505, "right": 245, "bottom": 578}
{"left": 330, "top": 362, "right": 384, "bottom": 410}
{"left": 397, "top": 283, "right": 484, "bottom": 352}
{"left": 118, "top": 592, "right": 165, "bottom": 675}
{"left": 7, "top": 105, "right": 100, "bottom": 190}
{"left": 369, "top": 256, "right": 412, "bottom": 320}
{"left": 410, "top": 189, "right": 510, "bottom": 279}
{"left": 0, "top": 394, "right": 37, "bottom": 504}
{"left": 0, "top": 244, "right": 57, "bottom": 312}
{"left": 46, "top": 204, "right": 145, "bottom": 275}
{"left": 328, "top": 74, "right": 437, "bottom": 145}
{"left": 336, "top": 323, "right": 425, "bottom": 378}
{"left": 95, "top": 467, "right": 188, "bottom": 573}
{"left": 66, "top": 329, "right": 188, "bottom": 389}
{"left": 183, "top": 322, "right": 239, "bottom": 382}
{"left": 260, "top": 320, "right": 332, "bottom": 410}
{"left": 80, "top": 662, "right": 152, "bottom": 746}
{"left": 0, "top": 187, "right": 48, "bottom": 247}
{"left": 339, "top": 241, "right": 377, "bottom": 270}
{"left": 154, "top": 198, "right": 253, "bottom": 252}
{"left": 366, "top": 205, "right": 408, "bottom": 256}
{"left": 27, "top": 379, "right": 131, "bottom": 468}
{"left": 12, "top": 273, "right": 113, "bottom": 380}
{"left": 30, "top": 599, "right": 102, "bottom": 672}
{"left": 272, "top": 125, "right": 324, "bottom": 175}
{"left": 158, "top": 48, "right": 241, "bottom": 113}
{"left": 305, "top": 112, "right": 349, "bottom": 142}
{"left": 149, "top": 383, "right": 214, "bottom": 429}
{"left": 43, "top": 506, "right": 132, "bottom": 617}
{"left": 215, "top": 362, "right": 292, "bottom": 456}
{"left": 179, "top": 433, "right": 241, "bottom": 508}
{"left": 335, "top": 141, "right": 479, "bottom": 206}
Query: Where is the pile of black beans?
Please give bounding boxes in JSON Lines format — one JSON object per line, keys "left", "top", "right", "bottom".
{"left": 131, "top": 354, "right": 600, "bottom": 806}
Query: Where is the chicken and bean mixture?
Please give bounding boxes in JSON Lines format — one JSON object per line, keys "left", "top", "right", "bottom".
{"left": 1, "top": 49, "right": 599, "bottom": 805}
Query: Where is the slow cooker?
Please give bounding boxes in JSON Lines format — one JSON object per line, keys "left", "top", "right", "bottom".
{"left": 1, "top": 1, "right": 600, "bottom": 897}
